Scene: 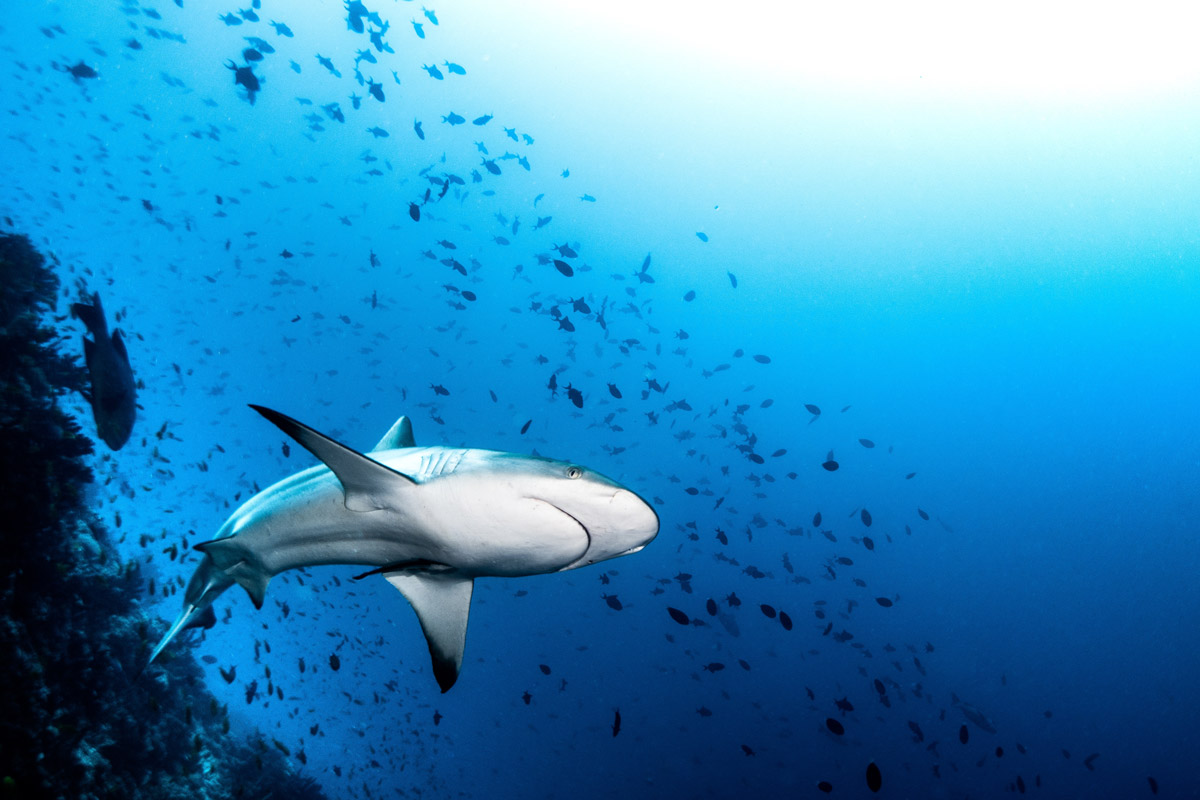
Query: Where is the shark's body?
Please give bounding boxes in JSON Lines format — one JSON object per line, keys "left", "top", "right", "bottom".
{"left": 148, "top": 405, "right": 658, "bottom": 691}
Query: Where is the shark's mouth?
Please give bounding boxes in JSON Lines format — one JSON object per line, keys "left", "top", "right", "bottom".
{"left": 537, "top": 501, "right": 593, "bottom": 571}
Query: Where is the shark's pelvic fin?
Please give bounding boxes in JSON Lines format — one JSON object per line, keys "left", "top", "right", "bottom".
{"left": 249, "top": 404, "right": 419, "bottom": 512}
{"left": 194, "top": 538, "right": 270, "bottom": 608}
{"left": 384, "top": 569, "right": 474, "bottom": 692}
{"left": 371, "top": 415, "right": 415, "bottom": 451}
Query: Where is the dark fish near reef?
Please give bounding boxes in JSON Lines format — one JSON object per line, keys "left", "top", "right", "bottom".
{"left": 71, "top": 292, "right": 136, "bottom": 450}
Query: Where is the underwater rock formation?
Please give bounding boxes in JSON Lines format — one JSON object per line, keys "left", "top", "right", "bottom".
{"left": 0, "top": 231, "right": 327, "bottom": 800}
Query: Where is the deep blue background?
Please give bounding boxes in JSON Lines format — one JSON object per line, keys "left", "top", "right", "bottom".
{"left": 2, "top": 1, "right": 1197, "bottom": 797}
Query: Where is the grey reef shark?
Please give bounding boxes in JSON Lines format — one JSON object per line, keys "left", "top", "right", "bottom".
{"left": 146, "top": 404, "right": 659, "bottom": 691}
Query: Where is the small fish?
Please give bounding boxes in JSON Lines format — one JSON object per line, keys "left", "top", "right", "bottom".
{"left": 826, "top": 718, "right": 845, "bottom": 736}
{"left": 611, "top": 709, "right": 621, "bottom": 737}
{"left": 225, "top": 61, "right": 261, "bottom": 104}
{"left": 565, "top": 383, "right": 583, "bottom": 408}
{"left": 422, "top": 63, "right": 443, "bottom": 79}
{"left": 443, "top": 61, "right": 466, "bottom": 75}
{"left": 329, "top": 653, "right": 340, "bottom": 671}
{"left": 667, "top": 607, "right": 689, "bottom": 625}
{"left": 865, "top": 762, "right": 882, "bottom": 792}
{"left": 602, "top": 594, "right": 623, "bottom": 611}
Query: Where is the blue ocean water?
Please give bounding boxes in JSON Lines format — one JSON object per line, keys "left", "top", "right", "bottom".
{"left": 2, "top": 1, "right": 1198, "bottom": 797}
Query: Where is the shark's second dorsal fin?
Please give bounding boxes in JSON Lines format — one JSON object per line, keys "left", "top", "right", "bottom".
{"left": 384, "top": 569, "right": 474, "bottom": 692}
{"left": 250, "top": 404, "right": 418, "bottom": 512}
{"left": 371, "top": 415, "right": 415, "bottom": 451}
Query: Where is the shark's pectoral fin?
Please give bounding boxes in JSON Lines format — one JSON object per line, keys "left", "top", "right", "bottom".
{"left": 249, "top": 404, "right": 418, "bottom": 512}
{"left": 371, "top": 415, "right": 415, "bottom": 451}
{"left": 384, "top": 569, "right": 474, "bottom": 692}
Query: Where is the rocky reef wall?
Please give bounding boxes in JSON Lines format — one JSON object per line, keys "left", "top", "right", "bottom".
{"left": 0, "top": 231, "right": 328, "bottom": 800}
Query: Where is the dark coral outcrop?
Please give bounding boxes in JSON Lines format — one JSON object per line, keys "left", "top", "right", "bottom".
{"left": 0, "top": 231, "right": 327, "bottom": 800}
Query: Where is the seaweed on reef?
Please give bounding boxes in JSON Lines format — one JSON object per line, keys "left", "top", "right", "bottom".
{"left": 0, "top": 230, "right": 329, "bottom": 800}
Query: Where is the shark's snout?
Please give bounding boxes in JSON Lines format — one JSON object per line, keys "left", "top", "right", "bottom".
{"left": 614, "top": 488, "right": 659, "bottom": 543}
{"left": 577, "top": 488, "right": 658, "bottom": 567}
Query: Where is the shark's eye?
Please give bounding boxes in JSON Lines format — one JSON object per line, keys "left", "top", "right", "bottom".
{"left": 566, "top": 466, "right": 582, "bottom": 479}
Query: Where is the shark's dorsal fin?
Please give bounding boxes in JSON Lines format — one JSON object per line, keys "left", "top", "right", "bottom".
{"left": 371, "top": 415, "right": 415, "bottom": 451}
{"left": 250, "top": 404, "right": 418, "bottom": 512}
{"left": 384, "top": 569, "right": 474, "bottom": 692}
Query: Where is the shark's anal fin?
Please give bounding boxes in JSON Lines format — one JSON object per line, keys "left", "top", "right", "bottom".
{"left": 384, "top": 569, "right": 474, "bottom": 692}
{"left": 371, "top": 415, "right": 415, "bottom": 451}
{"left": 249, "top": 404, "right": 419, "bottom": 512}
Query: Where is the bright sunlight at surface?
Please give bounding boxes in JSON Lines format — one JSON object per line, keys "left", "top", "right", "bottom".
{"left": 534, "top": 0, "right": 1200, "bottom": 96}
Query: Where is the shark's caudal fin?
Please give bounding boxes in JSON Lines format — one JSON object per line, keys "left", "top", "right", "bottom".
{"left": 249, "top": 404, "right": 419, "bottom": 512}
{"left": 140, "top": 603, "right": 199, "bottom": 678}
{"left": 371, "top": 415, "right": 415, "bottom": 451}
{"left": 384, "top": 569, "right": 474, "bottom": 692}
